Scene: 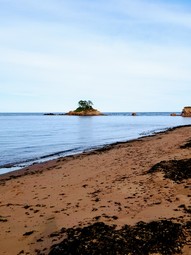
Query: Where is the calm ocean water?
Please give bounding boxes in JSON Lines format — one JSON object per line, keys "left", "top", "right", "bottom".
{"left": 1, "top": 112, "right": 191, "bottom": 175}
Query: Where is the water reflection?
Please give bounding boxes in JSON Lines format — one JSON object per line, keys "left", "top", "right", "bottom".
{"left": 77, "top": 117, "right": 93, "bottom": 144}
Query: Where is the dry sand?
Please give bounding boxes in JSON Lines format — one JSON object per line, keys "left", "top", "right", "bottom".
{"left": 0, "top": 126, "right": 191, "bottom": 255}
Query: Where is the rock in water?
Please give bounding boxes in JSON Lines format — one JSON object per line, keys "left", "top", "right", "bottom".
{"left": 65, "top": 100, "right": 104, "bottom": 116}
{"left": 181, "top": 106, "right": 191, "bottom": 117}
{"left": 66, "top": 110, "right": 104, "bottom": 116}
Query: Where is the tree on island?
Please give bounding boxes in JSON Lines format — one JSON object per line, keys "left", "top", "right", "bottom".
{"left": 75, "top": 100, "right": 94, "bottom": 112}
{"left": 66, "top": 100, "right": 103, "bottom": 115}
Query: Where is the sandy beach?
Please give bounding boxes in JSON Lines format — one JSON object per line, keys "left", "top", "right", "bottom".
{"left": 0, "top": 125, "right": 191, "bottom": 254}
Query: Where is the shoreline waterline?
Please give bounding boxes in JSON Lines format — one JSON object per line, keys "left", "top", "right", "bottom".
{"left": 1, "top": 124, "right": 190, "bottom": 179}
{"left": 1, "top": 112, "right": 191, "bottom": 175}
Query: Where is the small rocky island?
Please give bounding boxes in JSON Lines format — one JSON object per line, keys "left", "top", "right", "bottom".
{"left": 66, "top": 100, "right": 104, "bottom": 116}
{"left": 181, "top": 106, "right": 191, "bottom": 117}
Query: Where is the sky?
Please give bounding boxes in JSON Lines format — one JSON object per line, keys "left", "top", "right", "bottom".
{"left": 0, "top": 0, "right": 191, "bottom": 112}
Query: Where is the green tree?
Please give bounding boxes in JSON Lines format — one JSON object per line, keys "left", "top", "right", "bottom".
{"left": 75, "top": 100, "right": 94, "bottom": 112}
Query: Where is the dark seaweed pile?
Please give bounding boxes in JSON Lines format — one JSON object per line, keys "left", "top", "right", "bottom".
{"left": 49, "top": 220, "right": 186, "bottom": 255}
{"left": 180, "top": 140, "right": 191, "bottom": 149}
{"left": 148, "top": 158, "right": 191, "bottom": 182}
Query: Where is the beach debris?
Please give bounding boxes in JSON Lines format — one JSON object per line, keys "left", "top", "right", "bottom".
{"left": 17, "top": 250, "right": 24, "bottom": 255}
{"left": 48, "top": 220, "right": 187, "bottom": 255}
{"left": 147, "top": 158, "right": 191, "bottom": 182}
{"left": 178, "top": 204, "right": 191, "bottom": 214}
{"left": 23, "top": 230, "right": 35, "bottom": 236}
{"left": 180, "top": 140, "right": 191, "bottom": 149}
{"left": 0, "top": 215, "right": 8, "bottom": 222}
{"left": 23, "top": 204, "right": 30, "bottom": 209}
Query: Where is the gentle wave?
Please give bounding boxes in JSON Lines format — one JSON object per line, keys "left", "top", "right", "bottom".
{"left": 0, "top": 147, "right": 82, "bottom": 169}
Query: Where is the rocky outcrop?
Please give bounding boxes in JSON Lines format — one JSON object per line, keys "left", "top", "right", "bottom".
{"left": 44, "top": 113, "right": 56, "bottom": 116}
{"left": 66, "top": 110, "right": 104, "bottom": 116}
{"left": 181, "top": 106, "right": 191, "bottom": 117}
{"left": 44, "top": 113, "right": 65, "bottom": 116}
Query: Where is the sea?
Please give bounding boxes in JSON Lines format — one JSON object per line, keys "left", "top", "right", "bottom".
{"left": 1, "top": 112, "right": 191, "bottom": 175}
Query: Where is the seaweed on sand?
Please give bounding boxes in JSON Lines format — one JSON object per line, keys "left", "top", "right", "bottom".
{"left": 180, "top": 140, "right": 191, "bottom": 149}
{"left": 48, "top": 220, "right": 186, "bottom": 255}
{"left": 148, "top": 158, "right": 191, "bottom": 182}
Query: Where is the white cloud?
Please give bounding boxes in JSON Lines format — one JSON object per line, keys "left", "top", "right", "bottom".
{"left": 1, "top": 38, "right": 191, "bottom": 82}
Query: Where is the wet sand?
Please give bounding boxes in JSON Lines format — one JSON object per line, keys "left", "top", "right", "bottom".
{"left": 0, "top": 126, "right": 191, "bottom": 254}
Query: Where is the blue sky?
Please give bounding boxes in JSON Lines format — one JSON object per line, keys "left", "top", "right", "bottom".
{"left": 0, "top": 0, "right": 191, "bottom": 112}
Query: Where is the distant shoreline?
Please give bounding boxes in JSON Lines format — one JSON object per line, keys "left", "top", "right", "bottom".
{"left": 0, "top": 111, "right": 182, "bottom": 116}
